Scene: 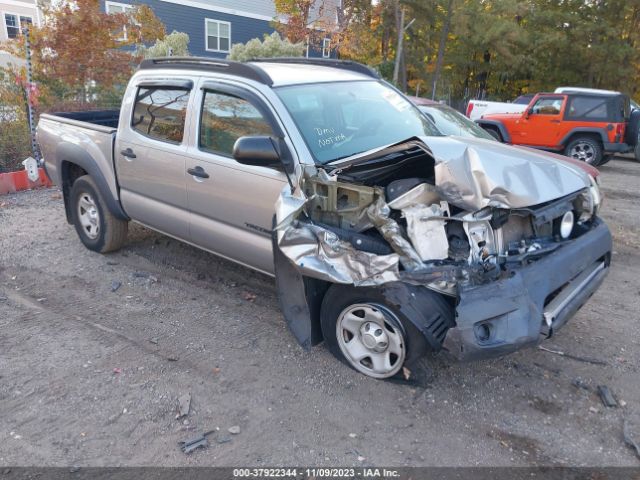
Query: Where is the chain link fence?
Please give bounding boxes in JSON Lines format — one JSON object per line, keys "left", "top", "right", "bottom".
{"left": 0, "top": 103, "right": 32, "bottom": 174}
{"left": 0, "top": 79, "right": 125, "bottom": 173}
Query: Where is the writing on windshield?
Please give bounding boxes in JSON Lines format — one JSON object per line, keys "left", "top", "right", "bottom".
{"left": 276, "top": 81, "right": 441, "bottom": 164}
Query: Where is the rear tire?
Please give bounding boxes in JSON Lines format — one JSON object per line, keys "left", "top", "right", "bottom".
{"left": 320, "top": 284, "right": 453, "bottom": 379}
{"left": 564, "top": 136, "right": 603, "bottom": 166}
{"left": 70, "top": 175, "right": 128, "bottom": 253}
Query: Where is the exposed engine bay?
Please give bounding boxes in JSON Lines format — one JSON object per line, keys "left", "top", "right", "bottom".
{"left": 275, "top": 136, "right": 602, "bottom": 296}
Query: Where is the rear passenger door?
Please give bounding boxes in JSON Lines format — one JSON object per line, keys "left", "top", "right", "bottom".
{"left": 185, "top": 82, "right": 289, "bottom": 274}
{"left": 116, "top": 80, "right": 193, "bottom": 239}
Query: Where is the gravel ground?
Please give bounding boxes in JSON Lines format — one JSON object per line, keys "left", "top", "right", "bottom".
{"left": 0, "top": 157, "right": 639, "bottom": 467}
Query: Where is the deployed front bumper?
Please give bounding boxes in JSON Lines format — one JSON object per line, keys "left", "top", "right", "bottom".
{"left": 443, "top": 218, "right": 612, "bottom": 361}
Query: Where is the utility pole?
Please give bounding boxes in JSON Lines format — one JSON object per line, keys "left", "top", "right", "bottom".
{"left": 393, "top": 6, "right": 415, "bottom": 87}
{"left": 21, "top": 25, "right": 41, "bottom": 181}
{"left": 23, "top": 26, "right": 39, "bottom": 164}
{"left": 431, "top": 0, "right": 454, "bottom": 100}
{"left": 392, "top": 6, "right": 404, "bottom": 86}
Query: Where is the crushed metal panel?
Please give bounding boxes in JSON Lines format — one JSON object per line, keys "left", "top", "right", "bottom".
{"left": 420, "top": 136, "right": 591, "bottom": 211}
{"left": 272, "top": 228, "right": 324, "bottom": 349}
{"left": 279, "top": 222, "right": 401, "bottom": 286}
{"left": 365, "top": 195, "right": 424, "bottom": 271}
{"left": 401, "top": 203, "right": 449, "bottom": 261}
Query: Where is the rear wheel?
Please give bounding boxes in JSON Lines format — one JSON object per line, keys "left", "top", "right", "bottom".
{"left": 564, "top": 136, "right": 603, "bottom": 166}
{"left": 70, "top": 175, "right": 128, "bottom": 253}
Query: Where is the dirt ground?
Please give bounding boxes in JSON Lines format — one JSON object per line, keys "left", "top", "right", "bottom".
{"left": 1, "top": 157, "right": 639, "bottom": 468}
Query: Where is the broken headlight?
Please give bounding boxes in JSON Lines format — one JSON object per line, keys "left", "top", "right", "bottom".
{"left": 576, "top": 175, "right": 602, "bottom": 223}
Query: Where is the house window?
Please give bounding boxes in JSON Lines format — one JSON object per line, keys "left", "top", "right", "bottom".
{"left": 105, "top": 1, "right": 134, "bottom": 41}
{"left": 4, "top": 14, "right": 33, "bottom": 39}
{"left": 205, "top": 19, "right": 231, "bottom": 53}
{"left": 322, "top": 38, "right": 331, "bottom": 58}
{"left": 105, "top": 1, "right": 134, "bottom": 15}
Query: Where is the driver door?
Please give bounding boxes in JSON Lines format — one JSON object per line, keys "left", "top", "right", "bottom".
{"left": 514, "top": 95, "right": 566, "bottom": 147}
{"left": 184, "top": 82, "right": 290, "bottom": 274}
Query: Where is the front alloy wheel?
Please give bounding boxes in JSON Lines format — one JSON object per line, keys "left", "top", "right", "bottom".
{"left": 336, "top": 303, "right": 406, "bottom": 379}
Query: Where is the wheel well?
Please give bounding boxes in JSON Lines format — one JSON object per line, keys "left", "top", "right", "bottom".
{"left": 563, "top": 132, "right": 602, "bottom": 149}
{"left": 60, "top": 161, "right": 88, "bottom": 223}
{"left": 482, "top": 125, "right": 503, "bottom": 141}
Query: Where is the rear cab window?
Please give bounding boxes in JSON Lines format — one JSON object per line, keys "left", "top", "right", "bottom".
{"left": 131, "top": 86, "right": 191, "bottom": 143}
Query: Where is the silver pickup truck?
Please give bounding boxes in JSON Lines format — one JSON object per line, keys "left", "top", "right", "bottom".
{"left": 38, "top": 57, "right": 612, "bottom": 379}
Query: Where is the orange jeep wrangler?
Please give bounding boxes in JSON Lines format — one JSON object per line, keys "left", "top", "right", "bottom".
{"left": 476, "top": 91, "right": 635, "bottom": 166}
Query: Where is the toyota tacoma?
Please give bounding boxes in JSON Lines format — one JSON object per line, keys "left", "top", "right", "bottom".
{"left": 37, "top": 58, "right": 611, "bottom": 379}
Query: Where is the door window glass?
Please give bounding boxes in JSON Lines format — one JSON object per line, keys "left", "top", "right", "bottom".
{"left": 131, "top": 87, "right": 190, "bottom": 143}
{"left": 531, "top": 97, "right": 563, "bottom": 115}
{"left": 200, "top": 91, "right": 273, "bottom": 156}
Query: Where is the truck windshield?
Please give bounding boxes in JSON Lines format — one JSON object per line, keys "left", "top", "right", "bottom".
{"left": 276, "top": 80, "right": 441, "bottom": 164}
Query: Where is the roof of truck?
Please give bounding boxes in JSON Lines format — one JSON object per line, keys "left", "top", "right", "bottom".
{"left": 138, "top": 57, "right": 380, "bottom": 87}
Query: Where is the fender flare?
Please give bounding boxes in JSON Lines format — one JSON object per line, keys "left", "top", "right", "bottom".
{"left": 57, "top": 143, "right": 129, "bottom": 223}
{"left": 475, "top": 119, "right": 511, "bottom": 143}
{"left": 559, "top": 128, "right": 608, "bottom": 147}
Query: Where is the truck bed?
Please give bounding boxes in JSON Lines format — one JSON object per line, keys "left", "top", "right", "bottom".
{"left": 51, "top": 109, "right": 121, "bottom": 130}
{"left": 37, "top": 111, "right": 121, "bottom": 208}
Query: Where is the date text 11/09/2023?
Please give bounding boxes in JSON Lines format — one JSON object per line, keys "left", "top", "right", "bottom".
{"left": 232, "top": 468, "right": 401, "bottom": 478}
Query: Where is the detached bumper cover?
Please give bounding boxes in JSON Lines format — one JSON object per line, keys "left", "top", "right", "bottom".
{"left": 443, "top": 219, "right": 611, "bottom": 361}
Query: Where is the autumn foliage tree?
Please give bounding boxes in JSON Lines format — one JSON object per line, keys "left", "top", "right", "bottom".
{"left": 274, "top": 0, "right": 391, "bottom": 65}
{"left": 1, "top": 0, "right": 165, "bottom": 106}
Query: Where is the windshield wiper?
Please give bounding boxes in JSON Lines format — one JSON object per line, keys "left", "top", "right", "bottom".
{"left": 324, "top": 151, "right": 368, "bottom": 167}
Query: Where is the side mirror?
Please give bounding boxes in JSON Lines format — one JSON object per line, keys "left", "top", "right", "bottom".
{"left": 233, "top": 136, "right": 280, "bottom": 167}
{"left": 525, "top": 108, "right": 533, "bottom": 119}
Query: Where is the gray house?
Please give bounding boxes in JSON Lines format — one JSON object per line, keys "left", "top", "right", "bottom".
{"left": 100, "top": 0, "right": 339, "bottom": 59}
{"left": 0, "top": 0, "right": 43, "bottom": 67}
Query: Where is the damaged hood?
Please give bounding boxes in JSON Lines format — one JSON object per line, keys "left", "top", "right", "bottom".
{"left": 331, "top": 136, "right": 591, "bottom": 211}
{"left": 424, "top": 136, "right": 590, "bottom": 210}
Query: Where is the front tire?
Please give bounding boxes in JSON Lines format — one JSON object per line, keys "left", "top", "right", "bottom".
{"left": 70, "top": 175, "right": 128, "bottom": 253}
{"left": 485, "top": 127, "right": 502, "bottom": 142}
{"left": 564, "top": 136, "right": 603, "bottom": 166}
{"left": 320, "top": 284, "right": 453, "bottom": 379}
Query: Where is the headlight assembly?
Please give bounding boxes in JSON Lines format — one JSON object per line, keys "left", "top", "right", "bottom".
{"left": 576, "top": 175, "right": 601, "bottom": 223}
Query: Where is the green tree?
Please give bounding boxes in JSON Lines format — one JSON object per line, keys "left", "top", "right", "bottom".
{"left": 227, "top": 32, "right": 305, "bottom": 62}
{"left": 137, "top": 31, "right": 190, "bottom": 58}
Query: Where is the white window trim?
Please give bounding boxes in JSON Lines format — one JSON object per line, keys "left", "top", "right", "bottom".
{"left": 322, "top": 38, "right": 331, "bottom": 58}
{"left": 105, "top": 1, "right": 134, "bottom": 41}
{"left": 105, "top": 1, "right": 134, "bottom": 14}
{"left": 205, "top": 18, "right": 231, "bottom": 53}
{"left": 2, "top": 12, "right": 34, "bottom": 40}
